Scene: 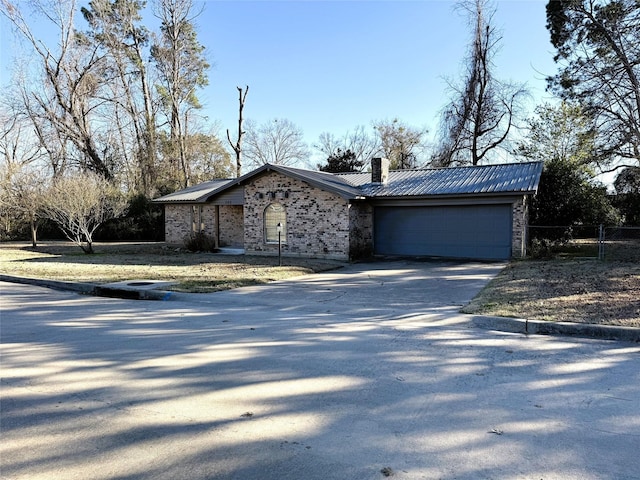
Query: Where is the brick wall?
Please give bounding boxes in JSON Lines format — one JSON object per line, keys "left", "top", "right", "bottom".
{"left": 243, "top": 171, "right": 352, "bottom": 260}
{"left": 164, "top": 203, "right": 243, "bottom": 247}
{"left": 164, "top": 204, "right": 192, "bottom": 245}
{"left": 511, "top": 196, "right": 529, "bottom": 258}
{"left": 349, "top": 202, "right": 373, "bottom": 260}
{"left": 219, "top": 205, "right": 243, "bottom": 247}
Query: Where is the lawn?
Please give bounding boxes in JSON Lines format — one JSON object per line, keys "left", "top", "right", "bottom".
{"left": 0, "top": 241, "right": 346, "bottom": 293}
{"left": 462, "top": 259, "right": 640, "bottom": 328}
{"left": 2, "top": 241, "right": 638, "bottom": 327}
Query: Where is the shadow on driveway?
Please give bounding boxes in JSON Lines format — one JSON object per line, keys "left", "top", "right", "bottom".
{"left": 1, "top": 261, "right": 639, "bottom": 480}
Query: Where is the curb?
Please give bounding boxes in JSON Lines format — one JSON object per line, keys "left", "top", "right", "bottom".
{"left": 0, "top": 274, "right": 172, "bottom": 301}
{"left": 469, "top": 315, "right": 640, "bottom": 343}
{"left": 2, "top": 274, "right": 638, "bottom": 341}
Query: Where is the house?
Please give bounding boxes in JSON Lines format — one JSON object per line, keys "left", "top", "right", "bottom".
{"left": 153, "top": 158, "right": 543, "bottom": 261}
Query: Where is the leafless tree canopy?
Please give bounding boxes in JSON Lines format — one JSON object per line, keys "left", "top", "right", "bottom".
{"left": 315, "top": 126, "right": 381, "bottom": 172}
{"left": 373, "top": 119, "right": 429, "bottom": 169}
{"left": 243, "top": 119, "right": 310, "bottom": 168}
{"left": 432, "top": 0, "right": 528, "bottom": 166}
{"left": 41, "top": 172, "right": 127, "bottom": 253}
{"left": 0, "top": 0, "right": 216, "bottom": 198}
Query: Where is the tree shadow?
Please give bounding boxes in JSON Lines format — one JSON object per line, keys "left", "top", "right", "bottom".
{"left": 1, "top": 268, "right": 639, "bottom": 479}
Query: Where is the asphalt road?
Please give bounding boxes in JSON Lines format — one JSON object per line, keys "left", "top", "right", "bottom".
{"left": 1, "top": 261, "right": 639, "bottom": 480}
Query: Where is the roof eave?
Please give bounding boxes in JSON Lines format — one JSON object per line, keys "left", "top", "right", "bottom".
{"left": 255, "top": 164, "right": 361, "bottom": 200}
{"left": 367, "top": 190, "right": 537, "bottom": 201}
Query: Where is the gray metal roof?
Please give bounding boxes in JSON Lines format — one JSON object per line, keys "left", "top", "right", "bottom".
{"left": 337, "top": 161, "right": 543, "bottom": 197}
{"left": 153, "top": 161, "right": 542, "bottom": 204}
{"left": 152, "top": 179, "right": 234, "bottom": 203}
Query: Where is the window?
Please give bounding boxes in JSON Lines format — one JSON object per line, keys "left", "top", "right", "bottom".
{"left": 264, "top": 203, "right": 287, "bottom": 243}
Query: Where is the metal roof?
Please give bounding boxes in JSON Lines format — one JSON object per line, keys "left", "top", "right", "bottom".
{"left": 337, "top": 161, "right": 543, "bottom": 197}
{"left": 153, "top": 161, "right": 543, "bottom": 204}
{"left": 152, "top": 179, "right": 234, "bottom": 203}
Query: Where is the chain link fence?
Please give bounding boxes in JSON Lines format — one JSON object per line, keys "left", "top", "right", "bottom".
{"left": 527, "top": 225, "right": 640, "bottom": 261}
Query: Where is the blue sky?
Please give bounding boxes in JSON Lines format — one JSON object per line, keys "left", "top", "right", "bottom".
{"left": 1, "top": 0, "right": 559, "bottom": 160}
{"left": 201, "top": 0, "right": 558, "bottom": 150}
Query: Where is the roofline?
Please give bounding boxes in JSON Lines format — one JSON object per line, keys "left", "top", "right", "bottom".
{"left": 336, "top": 160, "right": 544, "bottom": 176}
{"left": 154, "top": 161, "right": 543, "bottom": 204}
{"left": 152, "top": 179, "right": 235, "bottom": 204}
{"left": 234, "top": 163, "right": 362, "bottom": 200}
{"left": 367, "top": 190, "right": 537, "bottom": 202}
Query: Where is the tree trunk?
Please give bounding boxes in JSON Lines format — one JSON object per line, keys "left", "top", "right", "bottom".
{"left": 30, "top": 214, "right": 38, "bottom": 248}
{"left": 227, "top": 86, "right": 248, "bottom": 178}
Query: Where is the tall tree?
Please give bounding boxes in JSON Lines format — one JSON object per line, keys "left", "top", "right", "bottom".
{"left": 0, "top": 100, "right": 49, "bottom": 245}
{"left": 151, "top": 0, "right": 209, "bottom": 189}
{"left": 373, "top": 118, "right": 427, "bottom": 169}
{"left": 516, "top": 102, "right": 597, "bottom": 166}
{"left": 244, "top": 118, "right": 310, "bottom": 167}
{"left": 546, "top": 0, "right": 640, "bottom": 170}
{"left": 432, "top": 0, "right": 528, "bottom": 166}
{"left": 1, "top": 0, "right": 114, "bottom": 178}
{"left": 81, "top": 0, "right": 158, "bottom": 196}
{"left": 226, "top": 85, "right": 249, "bottom": 178}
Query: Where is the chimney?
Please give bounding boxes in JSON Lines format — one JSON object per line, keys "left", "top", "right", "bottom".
{"left": 371, "top": 157, "right": 389, "bottom": 184}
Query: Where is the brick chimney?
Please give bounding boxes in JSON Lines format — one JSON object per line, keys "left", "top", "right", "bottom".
{"left": 371, "top": 157, "right": 389, "bottom": 184}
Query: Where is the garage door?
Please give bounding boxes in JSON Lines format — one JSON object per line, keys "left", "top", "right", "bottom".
{"left": 374, "top": 205, "right": 512, "bottom": 260}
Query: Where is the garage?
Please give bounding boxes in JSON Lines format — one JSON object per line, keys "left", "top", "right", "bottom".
{"left": 374, "top": 204, "right": 513, "bottom": 260}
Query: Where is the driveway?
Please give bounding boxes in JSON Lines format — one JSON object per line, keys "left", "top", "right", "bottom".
{"left": 1, "top": 261, "right": 639, "bottom": 480}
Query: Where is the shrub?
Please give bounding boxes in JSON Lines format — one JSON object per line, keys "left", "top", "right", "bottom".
{"left": 96, "top": 194, "right": 164, "bottom": 241}
{"left": 184, "top": 232, "right": 217, "bottom": 252}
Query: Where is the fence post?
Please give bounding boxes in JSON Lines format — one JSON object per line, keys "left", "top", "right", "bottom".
{"left": 598, "top": 224, "right": 605, "bottom": 260}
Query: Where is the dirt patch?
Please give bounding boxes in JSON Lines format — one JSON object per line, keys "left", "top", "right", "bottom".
{"left": 0, "top": 241, "right": 346, "bottom": 293}
{"left": 463, "top": 259, "right": 640, "bottom": 327}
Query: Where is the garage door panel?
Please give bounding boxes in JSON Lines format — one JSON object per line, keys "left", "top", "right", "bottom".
{"left": 374, "top": 205, "right": 512, "bottom": 260}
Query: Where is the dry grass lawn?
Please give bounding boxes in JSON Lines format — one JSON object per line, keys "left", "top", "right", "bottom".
{"left": 462, "top": 259, "right": 640, "bottom": 328}
{"left": 2, "top": 241, "right": 638, "bottom": 327}
{"left": 0, "top": 241, "right": 345, "bottom": 293}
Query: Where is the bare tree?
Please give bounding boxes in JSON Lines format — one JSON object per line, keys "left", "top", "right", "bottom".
{"left": 1, "top": 0, "right": 114, "bottom": 178}
{"left": 373, "top": 118, "right": 428, "bottom": 169}
{"left": 42, "top": 172, "right": 127, "bottom": 254}
{"left": 244, "top": 118, "right": 310, "bottom": 168}
{"left": 315, "top": 125, "right": 380, "bottom": 171}
{"left": 0, "top": 100, "right": 49, "bottom": 245}
{"left": 226, "top": 85, "right": 249, "bottom": 178}
{"left": 432, "top": 0, "right": 528, "bottom": 166}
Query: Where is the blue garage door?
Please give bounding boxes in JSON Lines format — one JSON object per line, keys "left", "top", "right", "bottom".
{"left": 374, "top": 205, "right": 512, "bottom": 260}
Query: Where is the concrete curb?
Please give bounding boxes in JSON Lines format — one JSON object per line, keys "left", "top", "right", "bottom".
{"left": 0, "top": 274, "right": 173, "bottom": 301}
{"left": 2, "top": 274, "right": 638, "bottom": 341}
{"left": 469, "top": 314, "right": 640, "bottom": 342}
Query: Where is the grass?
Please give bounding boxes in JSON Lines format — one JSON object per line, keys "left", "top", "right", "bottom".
{"left": 2, "top": 240, "right": 638, "bottom": 328}
{"left": 0, "top": 241, "right": 346, "bottom": 293}
{"left": 462, "top": 258, "right": 640, "bottom": 328}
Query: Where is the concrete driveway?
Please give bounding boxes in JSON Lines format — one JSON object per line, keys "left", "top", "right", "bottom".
{"left": 1, "top": 261, "right": 639, "bottom": 480}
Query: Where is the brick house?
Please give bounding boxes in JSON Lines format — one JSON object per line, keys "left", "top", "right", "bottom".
{"left": 153, "top": 159, "right": 543, "bottom": 261}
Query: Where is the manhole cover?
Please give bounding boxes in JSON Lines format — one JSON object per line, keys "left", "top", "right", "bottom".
{"left": 127, "top": 281, "right": 154, "bottom": 287}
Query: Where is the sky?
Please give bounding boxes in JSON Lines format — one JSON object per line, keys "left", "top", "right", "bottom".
{"left": 0, "top": 0, "right": 559, "bottom": 165}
